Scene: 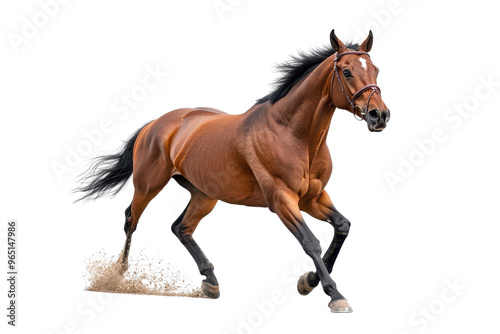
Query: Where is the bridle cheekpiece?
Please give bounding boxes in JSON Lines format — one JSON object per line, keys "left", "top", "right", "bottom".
{"left": 331, "top": 51, "right": 382, "bottom": 121}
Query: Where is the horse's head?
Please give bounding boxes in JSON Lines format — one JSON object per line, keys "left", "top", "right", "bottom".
{"left": 329, "top": 30, "right": 390, "bottom": 132}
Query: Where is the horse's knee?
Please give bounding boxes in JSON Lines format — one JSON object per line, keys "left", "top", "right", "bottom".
{"left": 332, "top": 216, "right": 350, "bottom": 236}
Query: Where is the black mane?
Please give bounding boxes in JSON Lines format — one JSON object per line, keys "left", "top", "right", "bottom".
{"left": 256, "top": 42, "right": 359, "bottom": 104}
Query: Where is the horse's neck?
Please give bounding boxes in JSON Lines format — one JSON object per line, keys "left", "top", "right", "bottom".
{"left": 269, "top": 58, "right": 336, "bottom": 146}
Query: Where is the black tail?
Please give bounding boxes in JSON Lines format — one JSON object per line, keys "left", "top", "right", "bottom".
{"left": 75, "top": 122, "right": 152, "bottom": 202}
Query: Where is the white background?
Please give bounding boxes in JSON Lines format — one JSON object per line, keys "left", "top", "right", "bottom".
{"left": 1, "top": 0, "right": 500, "bottom": 333}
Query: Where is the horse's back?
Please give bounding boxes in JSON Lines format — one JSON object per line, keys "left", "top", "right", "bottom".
{"left": 150, "top": 107, "right": 232, "bottom": 152}
{"left": 146, "top": 106, "right": 228, "bottom": 139}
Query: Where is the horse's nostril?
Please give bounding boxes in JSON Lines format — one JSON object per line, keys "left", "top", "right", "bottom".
{"left": 368, "top": 110, "right": 379, "bottom": 121}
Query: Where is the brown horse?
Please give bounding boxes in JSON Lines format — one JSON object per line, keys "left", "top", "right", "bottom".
{"left": 78, "top": 29, "right": 390, "bottom": 312}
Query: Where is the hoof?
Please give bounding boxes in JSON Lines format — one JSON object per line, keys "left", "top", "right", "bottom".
{"left": 201, "top": 281, "right": 220, "bottom": 299}
{"left": 328, "top": 299, "right": 353, "bottom": 313}
{"left": 297, "top": 271, "right": 318, "bottom": 296}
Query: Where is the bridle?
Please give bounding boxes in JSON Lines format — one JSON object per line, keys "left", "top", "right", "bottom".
{"left": 330, "top": 50, "right": 382, "bottom": 121}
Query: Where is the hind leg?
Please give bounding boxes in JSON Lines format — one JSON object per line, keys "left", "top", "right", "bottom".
{"left": 118, "top": 158, "right": 172, "bottom": 273}
{"left": 118, "top": 179, "right": 170, "bottom": 272}
{"left": 118, "top": 204, "right": 133, "bottom": 273}
{"left": 171, "top": 179, "right": 219, "bottom": 298}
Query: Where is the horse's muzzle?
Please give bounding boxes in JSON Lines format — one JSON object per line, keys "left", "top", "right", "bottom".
{"left": 366, "top": 109, "right": 390, "bottom": 132}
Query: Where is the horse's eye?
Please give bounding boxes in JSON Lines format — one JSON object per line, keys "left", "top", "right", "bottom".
{"left": 343, "top": 69, "right": 352, "bottom": 78}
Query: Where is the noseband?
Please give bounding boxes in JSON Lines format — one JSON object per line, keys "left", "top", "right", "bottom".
{"left": 330, "top": 51, "right": 382, "bottom": 121}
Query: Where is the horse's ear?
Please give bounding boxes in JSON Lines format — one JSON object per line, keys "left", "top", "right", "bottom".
{"left": 359, "top": 30, "right": 374, "bottom": 52}
{"left": 330, "top": 29, "right": 346, "bottom": 53}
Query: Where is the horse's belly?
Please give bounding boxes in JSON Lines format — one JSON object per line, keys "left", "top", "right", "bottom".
{"left": 182, "top": 156, "right": 266, "bottom": 206}
{"left": 182, "top": 160, "right": 267, "bottom": 207}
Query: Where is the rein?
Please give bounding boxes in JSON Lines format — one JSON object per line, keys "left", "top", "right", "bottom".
{"left": 330, "top": 51, "right": 382, "bottom": 121}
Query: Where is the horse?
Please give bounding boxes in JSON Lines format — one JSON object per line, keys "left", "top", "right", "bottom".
{"left": 77, "top": 29, "right": 390, "bottom": 313}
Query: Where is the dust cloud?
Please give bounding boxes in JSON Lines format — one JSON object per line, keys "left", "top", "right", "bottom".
{"left": 84, "top": 250, "right": 205, "bottom": 298}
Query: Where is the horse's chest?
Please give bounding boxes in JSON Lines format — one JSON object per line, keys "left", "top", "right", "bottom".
{"left": 298, "top": 153, "right": 331, "bottom": 199}
{"left": 298, "top": 177, "right": 324, "bottom": 199}
{"left": 298, "top": 177, "right": 324, "bottom": 198}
